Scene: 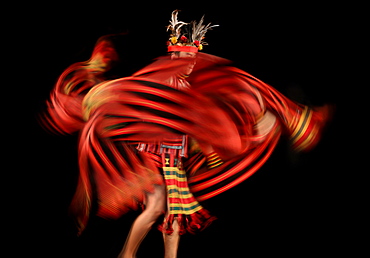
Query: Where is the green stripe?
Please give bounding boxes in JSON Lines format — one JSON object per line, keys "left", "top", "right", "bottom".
{"left": 169, "top": 203, "right": 201, "bottom": 211}
{"left": 168, "top": 189, "right": 190, "bottom": 195}
{"left": 164, "top": 170, "right": 186, "bottom": 178}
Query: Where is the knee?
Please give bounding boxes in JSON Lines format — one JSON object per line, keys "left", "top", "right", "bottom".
{"left": 148, "top": 198, "right": 165, "bottom": 218}
{"left": 151, "top": 207, "right": 165, "bottom": 219}
{"left": 141, "top": 206, "right": 164, "bottom": 224}
{"left": 144, "top": 196, "right": 166, "bottom": 220}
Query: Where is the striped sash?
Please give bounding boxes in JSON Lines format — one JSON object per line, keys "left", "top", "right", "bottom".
{"left": 157, "top": 137, "right": 216, "bottom": 235}
{"left": 163, "top": 167, "right": 203, "bottom": 215}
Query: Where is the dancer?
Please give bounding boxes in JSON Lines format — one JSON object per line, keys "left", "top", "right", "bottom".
{"left": 81, "top": 11, "right": 331, "bottom": 258}
{"left": 42, "top": 10, "right": 332, "bottom": 258}
{"left": 119, "top": 47, "right": 218, "bottom": 258}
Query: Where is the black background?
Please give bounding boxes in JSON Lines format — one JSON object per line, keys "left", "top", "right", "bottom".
{"left": 9, "top": 1, "right": 362, "bottom": 257}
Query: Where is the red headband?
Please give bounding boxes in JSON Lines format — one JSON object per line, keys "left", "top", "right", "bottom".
{"left": 167, "top": 45, "right": 199, "bottom": 53}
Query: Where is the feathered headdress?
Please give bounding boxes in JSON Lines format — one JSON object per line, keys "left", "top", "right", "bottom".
{"left": 167, "top": 10, "right": 218, "bottom": 52}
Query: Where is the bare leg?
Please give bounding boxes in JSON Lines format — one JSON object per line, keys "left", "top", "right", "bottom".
{"left": 163, "top": 217, "right": 181, "bottom": 258}
{"left": 118, "top": 185, "right": 166, "bottom": 258}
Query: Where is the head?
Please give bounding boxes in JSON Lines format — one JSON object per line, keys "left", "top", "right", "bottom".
{"left": 166, "top": 10, "right": 218, "bottom": 76}
{"left": 170, "top": 51, "right": 197, "bottom": 76}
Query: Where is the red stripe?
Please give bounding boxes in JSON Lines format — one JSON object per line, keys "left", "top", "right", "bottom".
{"left": 165, "top": 178, "right": 189, "bottom": 187}
{"left": 167, "top": 197, "right": 197, "bottom": 204}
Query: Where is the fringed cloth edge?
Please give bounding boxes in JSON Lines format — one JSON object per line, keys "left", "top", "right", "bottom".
{"left": 158, "top": 166, "right": 216, "bottom": 235}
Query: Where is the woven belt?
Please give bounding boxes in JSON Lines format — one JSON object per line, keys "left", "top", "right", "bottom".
{"left": 160, "top": 144, "right": 183, "bottom": 149}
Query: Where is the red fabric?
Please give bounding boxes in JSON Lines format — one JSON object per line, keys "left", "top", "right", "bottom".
{"left": 43, "top": 52, "right": 332, "bottom": 234}
{"left": 158, "top": 210, "right": 216, "bottom": 235}
{"left": 40, "top": 37, "right": 119, "bottom": 135}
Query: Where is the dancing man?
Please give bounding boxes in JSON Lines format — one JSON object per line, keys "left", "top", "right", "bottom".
{"left": 42, "top": 10, "right": 332, "bottom": 258}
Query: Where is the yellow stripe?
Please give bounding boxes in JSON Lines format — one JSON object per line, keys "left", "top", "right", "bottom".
{"left": 291, "top": 108, "right": 312, "bottom": 144}
{"left": 169, "top": 205, "right": 202, "bottom": 215}
{"left": 166, "top": 185, "right": 190, "bottom": 191}
{"left": 162, "top": 167, "right": 185, "bottom": 173}
{"left": 208, "top": 163, "right": 223, "bottom": 169}
{"left": 164, "top": 175, "right": 187, "bottom": 181}
{"left": 208, "top": 153, "right": 218, "bottom": 158}
{"left": 168, "top": 193, "right": 193, "bottom": 198}
{"left": 169, "top": 201, "right": 200, "bottom": 208}
{"left": 208, "top": 160, "right": 222, "bottom": 166}
{"left": 294, "top": 125, "right": 318, "bottom": 151}
{"left": 290, "top": 106, "right": 308, "bottom": 137}
{"left": 208, "top": 158, "right": 222, "bottom": 164}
